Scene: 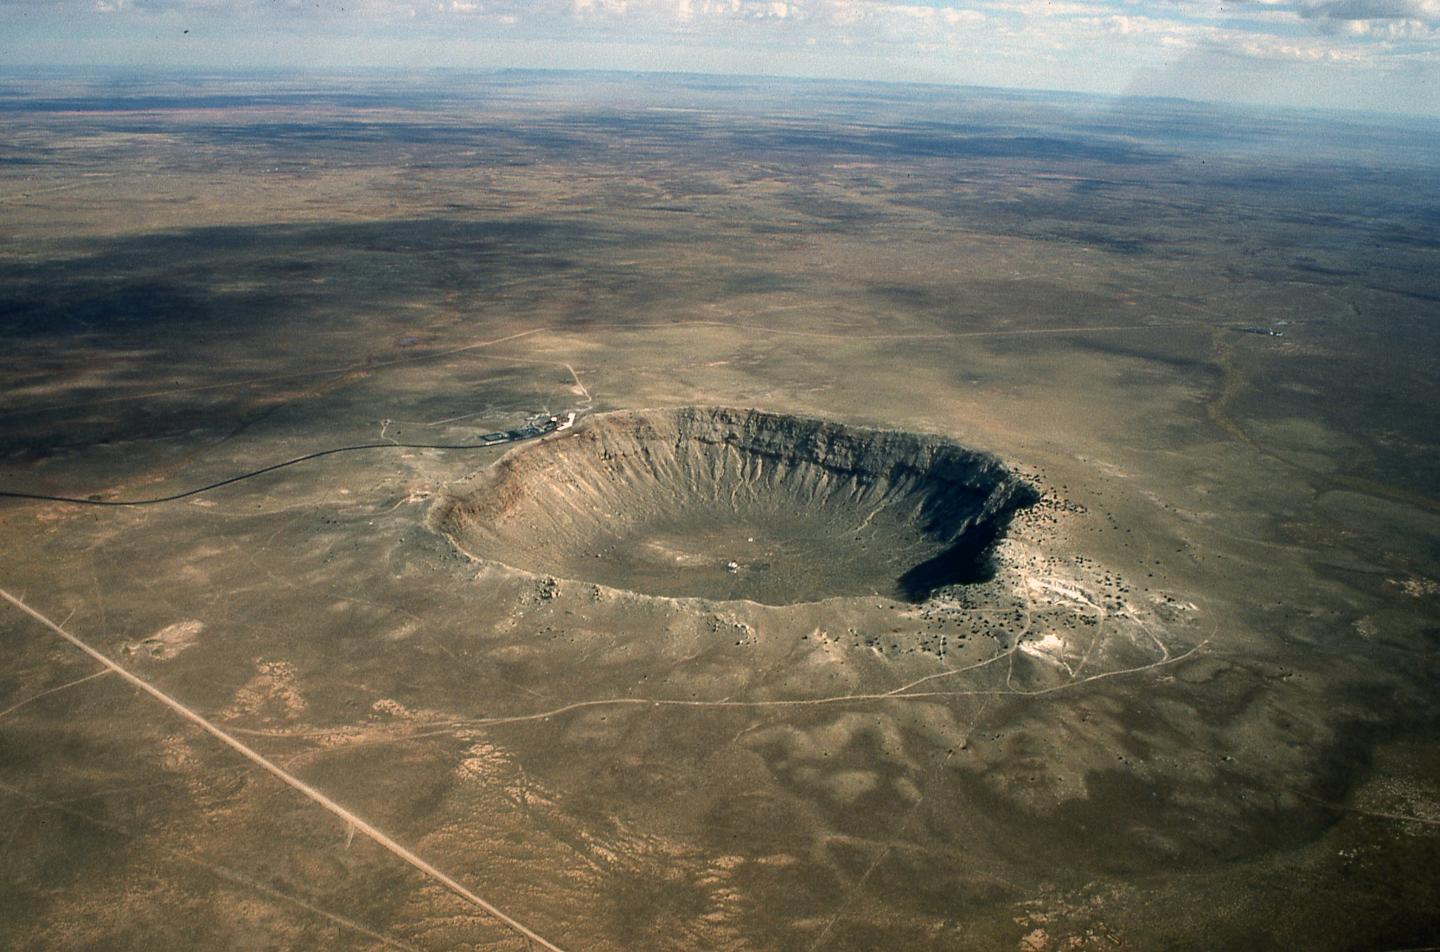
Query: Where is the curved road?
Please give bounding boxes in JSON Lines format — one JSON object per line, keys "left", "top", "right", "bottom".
{"left": 0, "top": 426, "right": 568, "bottom": 509}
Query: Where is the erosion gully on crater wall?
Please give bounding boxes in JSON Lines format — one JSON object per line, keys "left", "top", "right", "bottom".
{"left": 434, "top": 407, "right": 1040, "bottom": 605}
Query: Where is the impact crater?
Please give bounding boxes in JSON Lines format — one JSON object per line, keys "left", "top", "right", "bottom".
{"left": 436, "top": 407, "right": 1037, "bottom": 605}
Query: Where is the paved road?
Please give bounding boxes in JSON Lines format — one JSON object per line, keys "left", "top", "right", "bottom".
{"left": 0, "top": 416, "right": 572, "bottom": 508}
{"left": 0, "top": 587, "right": 568, "bottom": 952}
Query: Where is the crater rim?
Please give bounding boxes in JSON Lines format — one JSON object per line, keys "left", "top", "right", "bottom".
{"left": 431, "top": 405, "right": 1039, "bottom": 606}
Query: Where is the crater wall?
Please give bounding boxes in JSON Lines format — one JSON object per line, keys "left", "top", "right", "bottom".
{"left": 435, "top": 407, "right": 1038, "bottom": 604}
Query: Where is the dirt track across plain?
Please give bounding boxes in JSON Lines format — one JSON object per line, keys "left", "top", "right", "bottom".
{"left": 0, "top": 586, "right": 567, "bottom": 952}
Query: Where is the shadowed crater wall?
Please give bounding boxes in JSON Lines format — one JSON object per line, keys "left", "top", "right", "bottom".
{"left": 436, "top": 407, "right": 1038, "bottom": 604}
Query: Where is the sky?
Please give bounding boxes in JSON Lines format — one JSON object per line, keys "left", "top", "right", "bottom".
{"left": 0, "top": 0, "right": 1437, "bottom": 116}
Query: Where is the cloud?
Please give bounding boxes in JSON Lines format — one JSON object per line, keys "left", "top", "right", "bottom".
{"left": 1073, "top": 13, "right": 1197, "bottom": 35}
{"left": 1210, "top": 29, "right": 1368, "bottom": 59}
{"left": 1300, "top": 0, "right": 1439, "bottom": 19}
{"left": 4, "top": 0, "right": 1436, "bottom": 116}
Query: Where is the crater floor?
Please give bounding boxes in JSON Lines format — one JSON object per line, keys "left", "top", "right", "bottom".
{"left": 436, "top": 406, "right": 1038, "bottom": 604}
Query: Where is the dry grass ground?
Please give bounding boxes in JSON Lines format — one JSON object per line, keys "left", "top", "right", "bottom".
{"left": 0, "top": 71, "right": 1437, "bottom": 950}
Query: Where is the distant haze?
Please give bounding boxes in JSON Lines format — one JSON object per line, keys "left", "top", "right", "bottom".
{"left": 1, "top": 0, "right": 1437, "bottom": 117}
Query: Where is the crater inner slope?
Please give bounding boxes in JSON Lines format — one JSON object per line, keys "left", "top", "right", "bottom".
{"left": 436, "top": 406, "right": 1038, "bottom": 604}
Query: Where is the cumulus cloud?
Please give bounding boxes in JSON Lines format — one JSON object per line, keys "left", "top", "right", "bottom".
{"left": 5, "top": 0, "right": 1435, "bottom": 100}
{"left": 1209, "top": 29, "right": 1368, "bottom": 59}
{"left": 16, "top": 0, "right": 996, "bottom": 30}
{"left": 1300, "top": 0, "right": 1438, "bottom": 19}
{"left": 1291, "top": 0, "right": 1439, "bottom": 45}
{"left": 1073, "top": 13, "right": 1195, "bottom": 35}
